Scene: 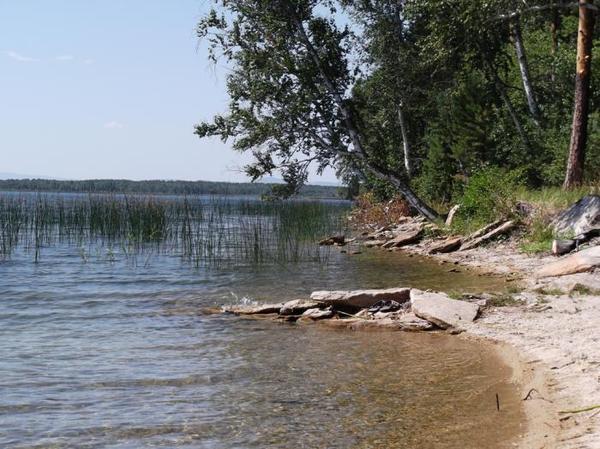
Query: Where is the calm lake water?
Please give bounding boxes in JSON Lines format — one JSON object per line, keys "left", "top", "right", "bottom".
{"left": 0, "top": 194, "right": 525, "bottom": 448}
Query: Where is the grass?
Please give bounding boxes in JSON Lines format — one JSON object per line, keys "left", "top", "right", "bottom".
{"left": 0, "top": 193, "right": 349, "bottom": 265}
{"left": 534, "top": 287, "right": 566, "bottom": 296}
{"left": 516, "top": 184, "right": 600, "bottom": 211}
{"left": 486, "top": 293, "right": 524, "bottom": 307}
{"left": 569, "top": 283, "right": 600, "bottom": 297}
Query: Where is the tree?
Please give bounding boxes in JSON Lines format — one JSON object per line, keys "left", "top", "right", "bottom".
{"left": 195, "top": 1, "right": 441, "bottom": 221}
{"left": 564, "top": 0, "right": 596, "bottom": 189}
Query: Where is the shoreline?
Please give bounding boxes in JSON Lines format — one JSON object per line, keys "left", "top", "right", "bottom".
{"left": 400, "top": 237, "right": 600, "bottom": 448}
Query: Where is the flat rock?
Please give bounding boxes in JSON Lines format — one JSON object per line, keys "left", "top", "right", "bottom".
{"left": 382, "top": 227, "right": 423, "bottom": 248}
{"left": 311, "top": 288, "right": 411, "bottom": 309}
{"left": 410, "top": 289, "right": 480, "bottom": 329}
{"left": 536, "top": 246, "right": 600, "bottom": 278}
{"left": 395, "top": 312, "right": 436, "bottom": 331}
{"left": 553, "top": 195, "right": 600, "bottom": 235}
{"left": 279, "top": 299, "right": 322, "bottom": 315}
{"left": 429, "top": 237, "right": 463, "bottom": 254}
{"left": 222, "top": 303, "right": 283, "bottom": 315}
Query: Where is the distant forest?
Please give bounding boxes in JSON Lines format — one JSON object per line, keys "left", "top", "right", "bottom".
{"left": 0, "top": 179, "right": 345, "bottom": 199}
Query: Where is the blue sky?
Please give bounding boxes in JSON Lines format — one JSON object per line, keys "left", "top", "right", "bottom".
{"left": 0, "top": 0, "right": 337, "bottom": 183}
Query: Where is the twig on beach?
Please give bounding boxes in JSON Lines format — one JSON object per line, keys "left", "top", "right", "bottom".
{"left": 496, "top": 393, "right": 500, "bottom": 411}
{"left": 523, "top": 388, "right": 538, "bottom": 401}
{"left": 559, "top": 404, "right": 600, "bottom": 415}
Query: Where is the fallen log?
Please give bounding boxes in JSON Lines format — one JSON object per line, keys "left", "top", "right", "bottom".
{"left": 536, "top": 245, "right": 600, "bottom": 278}
{"left": 460, "top": 221, "right": 516, "bottom": 251}
{"left": 551, "top": 228, "right": 600, "bottom": 256}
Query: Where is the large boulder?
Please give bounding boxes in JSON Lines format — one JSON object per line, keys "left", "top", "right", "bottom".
{"left": 311, "top": 288, "right": 411, "bottom": 309}
{"left": 536, "top": 245, "right": 600, "bottom": 278}
{"left": 410, "top": 289, "right": 480, "bottom": 329}
{"left": 279, "top": 299, "right": 323, "bottom": 315}
{"left": 553, "top": 195, "right": 600, "bottom": 235}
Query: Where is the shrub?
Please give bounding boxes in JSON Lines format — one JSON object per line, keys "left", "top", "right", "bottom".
{"left": 453, "top": 166, "right": 523, "bottom": 232}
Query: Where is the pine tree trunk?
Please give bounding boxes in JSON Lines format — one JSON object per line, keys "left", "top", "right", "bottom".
{"left": 564, "top": 0, "right": 595, "bottom": 190}
{"left": 511, "top": 17, "right": 541, "bottom": 124}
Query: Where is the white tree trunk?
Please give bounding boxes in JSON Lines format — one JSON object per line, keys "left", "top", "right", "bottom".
{"left": 512, "top": 18, "right": 541, "bottom": 124}
{"left": 398, "top": 104, "right": 412, "bottom": 178}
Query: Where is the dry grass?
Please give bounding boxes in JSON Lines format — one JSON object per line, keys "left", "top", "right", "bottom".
{"left": 348, "top": 193, "right": 411, "bottom": 229}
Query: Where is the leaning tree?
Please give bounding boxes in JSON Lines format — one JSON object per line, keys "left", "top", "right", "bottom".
{"left": 195, "top": 0, "right": 441, "bottom": 221}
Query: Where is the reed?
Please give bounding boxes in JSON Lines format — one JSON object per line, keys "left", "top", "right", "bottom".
{"left": 0, "top": 193, "right": 348, "bottom": 265}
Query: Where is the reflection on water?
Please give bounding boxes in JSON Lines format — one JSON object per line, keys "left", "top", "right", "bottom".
{"left": 0, "top": 196, "right": 523, "bottom": 449}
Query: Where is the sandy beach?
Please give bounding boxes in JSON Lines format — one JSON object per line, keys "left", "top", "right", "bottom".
{"left": 404, "top": 239, "right": 600, "bottom": 448}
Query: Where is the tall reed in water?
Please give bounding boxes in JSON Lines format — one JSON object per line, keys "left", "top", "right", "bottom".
{"left": 0, "top": 193, "right": 348, "bottom": 265}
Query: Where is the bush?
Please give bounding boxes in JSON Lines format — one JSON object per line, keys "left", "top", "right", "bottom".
{"left": 453, "top": 166, "right": 523, "bottom": 232}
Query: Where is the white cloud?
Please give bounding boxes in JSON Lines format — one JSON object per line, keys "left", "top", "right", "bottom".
{"left": 6, "top": 50, "right": 38, "bottom": 62}
{"left": 83, "top": 58, "right": 95, "bottom": 65}
{"left": 56, "top": 55, "right": 74, "bottom": 61}
{"left": 104, "top": 121, "right": 124, "bottom": 129}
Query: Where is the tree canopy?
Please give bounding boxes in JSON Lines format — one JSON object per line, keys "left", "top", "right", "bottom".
{"left": 196, "top": 0, "right": 600, "bottom": 220}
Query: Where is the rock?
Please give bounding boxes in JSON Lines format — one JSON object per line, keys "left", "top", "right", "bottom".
{"left": 319, "top": 235, "right": 345, "bottom": 246}
{"left": 279, "top": 299, "right": 322, "bottom": 315}
{"left": 363, "top": 240, "right": 386, "bottom": 248}
{"left": 553, "top": 195, "right": 600, "bottom": 235}
{"left": 410, "top": 289, "right": 480, "bottom": 329}
{"left": 381, "top": 227, "right": 423, "bottom": 248}
{"left": 299, "top": 307, "right": 334, "bottom": 320}
{"left": 429, "top": 237, "right": 463, "bottom": 254}
{"left": 536, "top": 245, "right": 600, "bottom": 278}
{"left": 460, "top": 221, "right": 516, "bottom": 251}
{"left": 445, "top": 204, "right": 461, "bottom": 227}
{"left": 395, "top": 312, "right": 436, "bottom": 331}
{"left": 311, "top": 288, "right": 411, "bottom": 309}
{"left": 222, "top": 303, "right": 283, "bottom": 315}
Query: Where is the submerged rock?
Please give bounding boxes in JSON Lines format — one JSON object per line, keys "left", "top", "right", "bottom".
{"left": 222, "top": 303, "right": 283, "bottom": 315}
{"left": 279, "top": 299, "right": 323, "bottom": 316}
{"left": 410, "top": 289, "right": 479, "bottom": 329}
{"left": 311, "top": 288, "right": 411, "bottom": 309}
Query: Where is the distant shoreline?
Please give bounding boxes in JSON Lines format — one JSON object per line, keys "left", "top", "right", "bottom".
{"left": 0, "top": 178, "right": 346, "bottom": 199}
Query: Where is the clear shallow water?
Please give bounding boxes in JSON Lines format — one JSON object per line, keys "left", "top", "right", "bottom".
{"left": 0, "top": 196, "right": 524, "bottom": 448}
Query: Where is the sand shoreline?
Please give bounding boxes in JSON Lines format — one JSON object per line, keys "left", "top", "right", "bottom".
{"left": 402, "top": 239, "right": 600, "bottom": 448}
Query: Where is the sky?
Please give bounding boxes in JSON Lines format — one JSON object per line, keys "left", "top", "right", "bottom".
{"left": 0, "top": 0, "right": 338, "bottom": 183}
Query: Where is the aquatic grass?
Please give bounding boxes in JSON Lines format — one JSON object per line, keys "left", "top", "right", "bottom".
{"left": 0, "top": 193, "right": 349, "bottom": 266}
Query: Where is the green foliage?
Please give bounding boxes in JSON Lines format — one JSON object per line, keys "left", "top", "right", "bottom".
{"left": 453, "top": 167, "right": 523, "bottom": 231}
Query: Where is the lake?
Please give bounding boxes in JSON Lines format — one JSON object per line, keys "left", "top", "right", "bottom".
{"left": 0, "top": 193, "right": 525, "bottom": 448}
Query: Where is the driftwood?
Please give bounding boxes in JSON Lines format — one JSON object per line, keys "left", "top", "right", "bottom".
{"left": 552, "top": 229, "right": 600, "bottom": 255}
{"left": 444, "top": 205, "right": 461, "bottom": 227}
{"left": 537, "top": 245, "right": 600, "bottom": 278}
{"left": 460, "top": 221, "right": 516, "bottom": 251}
